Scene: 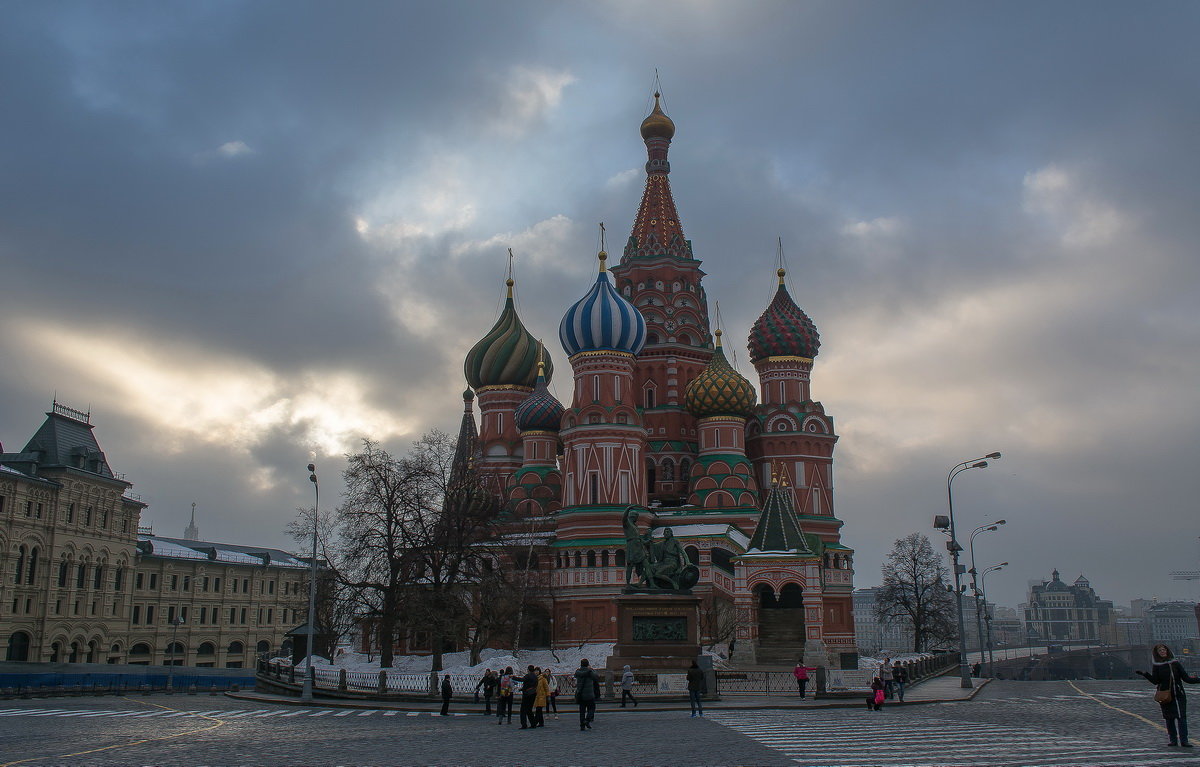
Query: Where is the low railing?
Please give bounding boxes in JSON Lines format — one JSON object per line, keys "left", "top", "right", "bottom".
{"left": 715, "top": 652, "right": 960, "bottom": 696}
{"left": 259, "top": 654, "right": 960, "bottom": 700}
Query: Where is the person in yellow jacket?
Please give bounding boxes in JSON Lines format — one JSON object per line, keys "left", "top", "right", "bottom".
{"left": 533, "top": 667, "right": 550, "bottom": 727}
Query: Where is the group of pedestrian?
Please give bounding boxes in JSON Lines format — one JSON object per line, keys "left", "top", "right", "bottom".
{"left": 470, "top": 666, "right": 561, "bottom": 728}
{"left": 862, "top": 657, "right": 908, "bottom": 711}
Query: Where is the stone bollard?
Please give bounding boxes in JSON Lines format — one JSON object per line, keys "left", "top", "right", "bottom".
{"left": 339, "top": 668, "right": 348, "bottom": 692}
{"left": 377, "top": 669, "right": 387, "bottom": 695}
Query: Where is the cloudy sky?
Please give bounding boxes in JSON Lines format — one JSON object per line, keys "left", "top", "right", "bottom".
{"left": 2, "top": 1, "right": 1197, "bottom": 611}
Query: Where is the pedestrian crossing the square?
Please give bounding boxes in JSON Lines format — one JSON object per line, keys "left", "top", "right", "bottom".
{"left": 706, "top": 711, "right": 1179, "bottom": 767}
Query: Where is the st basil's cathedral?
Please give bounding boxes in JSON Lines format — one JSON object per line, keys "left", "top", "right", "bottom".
{"left": 457, "top": 95, "right": 857, "bottom": 668}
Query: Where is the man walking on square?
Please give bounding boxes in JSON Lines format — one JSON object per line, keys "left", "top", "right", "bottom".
{"left": 574, "top": 659, "right": 599, "bottom": 730}
{"left": 878, "top": 657, "right": 894, "bottom": 699}
{"left": 620, "top": 665, "right": 638, "bottom": 707}
{"left": 440, "top": 674, "right": 453, "bottom": 716}
{"left": 518, "top": 664, "right": 538, "bottom": 729}
{"left": 476, "top": 668, "right": 496, "bottom": 715}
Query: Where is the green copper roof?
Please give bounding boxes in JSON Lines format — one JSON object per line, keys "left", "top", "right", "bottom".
{"left": 747, "top": 484, "right": 814, "bottom": 555}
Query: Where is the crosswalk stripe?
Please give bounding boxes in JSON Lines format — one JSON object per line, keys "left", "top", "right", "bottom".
{"left": 356, "top": 710, "right": 377, "bottom": 716}
{"left": 222, "top": 709, "right": 270, "bottom": 718}
{"left": 709, "top": 711, "right": 1166, "bottom": 767}
{"left": 308, "top": 710, "right": 332, "bottom": 716}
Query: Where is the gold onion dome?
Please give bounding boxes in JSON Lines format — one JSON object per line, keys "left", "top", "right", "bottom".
{"left": 684, "top": 330, "right": 758, "bottom": 418}
{"left": 464, "top": 278, "right": 552, "bottom": 389}
{"left": 640, "top": 92, "right": 675, "bottom": 141}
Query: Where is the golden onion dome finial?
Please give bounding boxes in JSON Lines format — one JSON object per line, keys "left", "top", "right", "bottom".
{"left": 777, "top": 267, "right": 786, "bottom": 286}
{"left": 640, "top": 90, "right": 676, "bottom": 141}
{"left": 506, "top": 277, "right": 514, "bottom": 297}
{"left": 598, "top": 250, "right": 608, "bottom": 273}
{"left": 714, "top": 328, "right": 723, "bottom": 347}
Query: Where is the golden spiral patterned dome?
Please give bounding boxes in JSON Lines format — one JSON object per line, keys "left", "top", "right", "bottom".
{"left": 640, "top": 92, "right": 675, "bottom": 141}
{"left": 684, "top": 330, "right": 757, "bottom": 419}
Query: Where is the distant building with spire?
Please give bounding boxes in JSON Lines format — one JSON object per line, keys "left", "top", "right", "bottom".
{"left": 450, "top": 94, "right": 857, "bottom": 667}
{"left": 184, "top": 502, "right": 199, "bottom": 541}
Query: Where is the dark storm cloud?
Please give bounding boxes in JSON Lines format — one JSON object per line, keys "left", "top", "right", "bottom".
{"left": 1, "top": 1, "right": 1197, "bottom": 610}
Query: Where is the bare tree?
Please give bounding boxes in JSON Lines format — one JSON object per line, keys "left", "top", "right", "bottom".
{"left": 875, "top": 533, "right": 958, "bottom": 652}
{"left": 698, "top": 593, "right": 738, "bottom": 652}
{"left": 333, "top": 432, "right": 502, "bottom": 669}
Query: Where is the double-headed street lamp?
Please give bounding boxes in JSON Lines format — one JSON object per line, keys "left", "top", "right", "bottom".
{"left": 981, "top": 562, "right": 1007, "bottom": 675}
{"left": 969, "top": 520, "right": 1006, "bottom": 659}
{"left": 301, "top": 463, "right": 320, "bottom": 702}
{"left": 934, "top": 451, "right": 1001, "bottom": 689}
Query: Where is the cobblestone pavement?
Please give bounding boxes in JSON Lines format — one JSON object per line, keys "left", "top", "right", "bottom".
{"left": 0, "top": 680, "right": 1194, "bottom": 766}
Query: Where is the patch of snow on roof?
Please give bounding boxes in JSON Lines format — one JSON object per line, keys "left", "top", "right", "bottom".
{"left": 145, "top": 538, "right": 209, "bottom": 560}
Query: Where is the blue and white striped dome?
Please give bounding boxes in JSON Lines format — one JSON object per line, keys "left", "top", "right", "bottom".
{"left": 559, "top": 253, "right": 647, "bottom": 357}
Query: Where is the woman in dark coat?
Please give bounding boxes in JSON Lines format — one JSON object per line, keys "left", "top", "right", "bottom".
{"left": 1137, "top": 643, "right": 1200, "bottom": 747}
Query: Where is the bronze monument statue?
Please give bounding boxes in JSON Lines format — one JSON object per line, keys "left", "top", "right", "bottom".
{"left": 622, "top": 506, "right": 700, "bottom": 592}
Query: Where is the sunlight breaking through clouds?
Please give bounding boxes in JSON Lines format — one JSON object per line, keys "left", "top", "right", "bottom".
{"left": 22, "top": 323, "right": 411, "bottom": 466}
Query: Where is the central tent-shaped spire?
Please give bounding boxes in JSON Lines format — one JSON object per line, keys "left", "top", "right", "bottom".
{"left": 623, "top": 93, "right": 692, "bottom": 262}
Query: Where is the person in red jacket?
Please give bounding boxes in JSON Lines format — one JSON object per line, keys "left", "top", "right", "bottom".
{"left": 792, "top": 660, "right": 815, "bottom": 699}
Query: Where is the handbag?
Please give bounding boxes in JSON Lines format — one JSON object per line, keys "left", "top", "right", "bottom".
{"left": 1155, "top": 664, "right": 1175, "bottom": 704}
{"left": 874, "top": 689, "right": 885, "bottom": 705}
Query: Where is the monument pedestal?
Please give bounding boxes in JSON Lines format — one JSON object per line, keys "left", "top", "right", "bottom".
{"left": 606, "top": 592, "right": 702, "bottom": 671}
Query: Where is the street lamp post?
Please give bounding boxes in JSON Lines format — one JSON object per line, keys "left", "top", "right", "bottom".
{"left": 969, "top": 520, "right": 1006, "bottom": 662}
{"left": 301, "top": 463, "right": 320, "bottom": 702}
{"left": 981, "top": 562, "right": 1007, "bottom": 676}
{"left": 167, "top": 615, "right": 185, "bottom": 691}
{"left": 936, "top": 452, "right": 1001, "bottom": 689}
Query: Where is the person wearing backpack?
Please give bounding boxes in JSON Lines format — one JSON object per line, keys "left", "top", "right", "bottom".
{"left": 496, "top": 667, "right": 514, "bottom": 725}
{"left": 574, "top": 659, "right": 599, "bottom": 731}
{"left": 1137, "top": 644, "right": 1200, "bottom": 747}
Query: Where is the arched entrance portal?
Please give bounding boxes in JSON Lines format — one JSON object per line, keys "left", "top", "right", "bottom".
{"left": 755, "top": 583, "right": 806, "bottom": 666}
{"left": 6, "top": 632, "right": 31, "bottom": 662}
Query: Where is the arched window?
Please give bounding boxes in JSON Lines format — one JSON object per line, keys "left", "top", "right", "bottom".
{"left": 93, "top": 564, "right": 104, "bottom": 590}
{"left": 26, "top": 547, "right": 38, "bottom": 585}
{"left": 685, "top": 546, "right": 700, "bottom": 566}
{"left": 76, "top": 563, "right": 86, "bottom": 589}
{"left": 573, "top": 551, "right": 582, "bottom": 568}
{"left": 615, "top": 550, "right": 626, "bottom": 567}
{"left": 50, "top": 642, "right": 61, "bottom": 662}
{"left": 58, "top": 560, "right": 69, "bottom": 587}
{"left": 130, "top": 643, "right": 152, "bottom": 656}
{"left": 227, "top": 641, "right": 245, "bottom": 654}
{"left": 197, "top": 642, "right": 216, "bottom": 656}
{"left": 601, "top": 551, "right": 610, "bottom": 568}
{"left": 587, "top": 551, "right": 597, "bottom": 568}
{"left": 256, "top": 640, "right": 271, "bottom": 654}
{"left": 14, "top": 546, "right": 25, "bottom": 584}
{"left": 5, "top": 631, "right": 31, "bottom": 662}
{"left": 661, "top": 458, "right": 675, "bottom": 482}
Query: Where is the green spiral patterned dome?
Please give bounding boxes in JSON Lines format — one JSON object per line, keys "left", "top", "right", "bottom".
{"left": 684, "top": 330, "right": 757, "bottom": 418}
{"left": 464, "top": 279, "right": 552, "bottom": 390}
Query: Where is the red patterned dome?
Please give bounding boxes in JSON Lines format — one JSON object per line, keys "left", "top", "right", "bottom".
{"left": 747, "top": 269, "right": 820, "bottom": 363}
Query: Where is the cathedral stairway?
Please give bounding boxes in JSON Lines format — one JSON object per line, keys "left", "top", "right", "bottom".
{"left": 754, "top": 608, "right": 807, "bottom": 667}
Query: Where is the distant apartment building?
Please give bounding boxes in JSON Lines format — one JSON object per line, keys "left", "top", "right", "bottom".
{"left": 853, "top": 587, "right": 915, "bottom": 654}
{"left": 1148, "top": 601, "right": 1200, "bottom": 648}
{"left": 2, "top": 402, "right": 314, "bottom": 666}
{"left": 1023, "top": 570, "right": 1116, "bottom": 645}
